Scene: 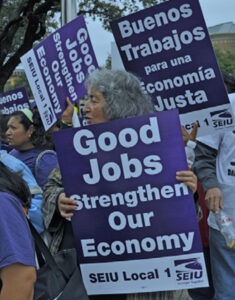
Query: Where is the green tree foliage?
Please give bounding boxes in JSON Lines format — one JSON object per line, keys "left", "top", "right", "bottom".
{"left": 105, "top": 55, "right": 112, "bottom": 70}
{"left": 4, "top": 71, "right": 33, "bottom": 98}
{"left": 0, "top": 0, "right": 166, "bottom": 92}
{"left": 214, "top": 47, "right": 235, "bottom": 79}
{"left": 0, "top": 0, "right": 60, "bottom": 92}
{"left": 79, "top": 0, "right": 167, "bottom": 30}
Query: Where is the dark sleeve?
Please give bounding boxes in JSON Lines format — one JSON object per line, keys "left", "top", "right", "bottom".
{"left": 192, "top": 141, "right": 219, "bottom": 193}
{"left": 42, "top": 166, "right": 64, "bottom": 231}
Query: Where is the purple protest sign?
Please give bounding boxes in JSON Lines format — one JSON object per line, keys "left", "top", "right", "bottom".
{"left": 110, "top": 0, "right": 235, "bottom": 136}
{"left": 53, "top": 109, "right": 208, "bottom": 295}
{"left": 21, "top": 15, "right": 98, "bottom": 130}
{"left": 0, "top": 87, "right": 30, "bottom": 114}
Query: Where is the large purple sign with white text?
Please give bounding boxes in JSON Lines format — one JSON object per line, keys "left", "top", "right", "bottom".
{"left": 110, "top": 0, "right": 235, "bottom": 136}
{"left": 0, "top": 87, "right": 30, "bottom": 114}
{"left": 21, "top": 15, "right": 98, "bottom": 130}
{"left": 54, "top": 110, "right": 208, "bottom": 295}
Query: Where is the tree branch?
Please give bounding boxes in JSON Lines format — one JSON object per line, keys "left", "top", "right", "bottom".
{"left": 0, "top": 0, "right": 59, "bottom": 90}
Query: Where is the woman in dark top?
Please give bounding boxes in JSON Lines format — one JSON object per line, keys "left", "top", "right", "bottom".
{"left": 6, "top": 108, "right": 58, "bottom": 188}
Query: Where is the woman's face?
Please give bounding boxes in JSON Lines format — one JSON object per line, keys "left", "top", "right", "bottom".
{"left": 6, "top": 116, "right": 34, "bottom": 151}
{"left": 83, "top": 87, "right": 109, "bottom": 124}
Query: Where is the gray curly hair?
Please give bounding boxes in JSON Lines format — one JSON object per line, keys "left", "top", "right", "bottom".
{"left": 85, "top": 69, "right": 154, "bottom": 120}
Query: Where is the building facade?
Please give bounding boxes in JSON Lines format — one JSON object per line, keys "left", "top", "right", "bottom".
{"left": 208, "top": 22, "right": 235, "bottom": 52}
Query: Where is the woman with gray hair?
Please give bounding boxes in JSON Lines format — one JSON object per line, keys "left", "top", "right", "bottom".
{"left": 84, "top": 69, "right": 154, "bottom": 122}
{"left": 43, "top": 69, "right": 197, "bottom": 300}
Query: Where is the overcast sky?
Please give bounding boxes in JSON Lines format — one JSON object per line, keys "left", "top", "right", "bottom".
{"left": 86, "top": 0, "right": 235, "bottom": 66}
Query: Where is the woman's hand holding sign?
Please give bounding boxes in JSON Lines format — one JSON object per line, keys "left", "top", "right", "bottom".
{"left": 176, "top": 170, "right": 197, "bottom": 194}
{"left": 58, "top": 192, "right": 77, "bottom": 218}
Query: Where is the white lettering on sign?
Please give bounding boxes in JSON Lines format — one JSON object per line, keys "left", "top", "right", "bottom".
{"left": 73, "top": 117, "right": 161, "bottom": 156}
{"left": 72, "top": 117, "right": 162, "bottom": 184}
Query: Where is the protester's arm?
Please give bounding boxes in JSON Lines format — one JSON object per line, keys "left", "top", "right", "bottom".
{"left": 42, "top": 166, "right": 65, "bottom": 230}
{"left": 178, "top": 123, "right": 198, "bottom": 197}
{"left": 42, "top": 167, "right": 77, "bottom": 223}
{"left": 57, "top": 192, "right": 77, "bottom": 218}
{"left": 204, "top": 187, "right": 223, "bottom": 213}
{"left": 0, "top": 263, "right": 36, "bottom": 300}
{"left": 51, "top": 97, "right": 78, "bottom": 218}
{"left": 42, "top": 98, "right": 79, "bottom": 228}
{"left": 193, "top": 141, "right": 223, "bottom": 213}
{"left": 60, "top": 97, "right": 74, "bottom": 128}
{"left": 193, "top": 141, "right": 219, "bottom": 190}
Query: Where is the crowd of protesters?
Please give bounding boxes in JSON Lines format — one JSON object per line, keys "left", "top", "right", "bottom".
{"left": 0, "top": 68, "right": 235, "bottom": 300}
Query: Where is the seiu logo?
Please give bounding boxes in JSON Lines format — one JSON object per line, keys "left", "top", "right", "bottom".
{"left": 44, "top": 107, "right": 54, "bottom": 125}
{"left": 210, "top": 109, "right": 233, "bottom": 128}
{"left": 174, "top": 258, "right": 203, "bottom": 281}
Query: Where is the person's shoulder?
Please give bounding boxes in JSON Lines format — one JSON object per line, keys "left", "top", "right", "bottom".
{"left": 196, "top": 132, "right": 223, "bottom": 151}
{"left": 38, "top": 149, "right": 57, "bottom": 163}
{"left": 0, "top": 191, "right": 21, "bottom": 204}
{"left": 0, "top": 192, "right": 23, "bottom": 214}
{"left": 40, "top": 148, "right": 56, "bottom": 156}
{"left": 35, "top": 149, "right": 58, "bottom": 178}
{"left": 0, "top": 192, "right": 36, "bottom": 269}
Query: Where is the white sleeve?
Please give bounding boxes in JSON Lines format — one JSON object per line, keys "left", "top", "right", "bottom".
{"left": 196, "top": 132, "right": 222, "bottom": 151}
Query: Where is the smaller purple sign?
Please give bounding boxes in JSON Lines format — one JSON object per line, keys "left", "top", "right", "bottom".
{"left": 110, "top": 0, "right": 235, "bottom": 136}
{"left": 21, "top": 15, "right": 98, "bottom": 130}
{"left": 0, "top": 87, "right": 30, "bottom": 115}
